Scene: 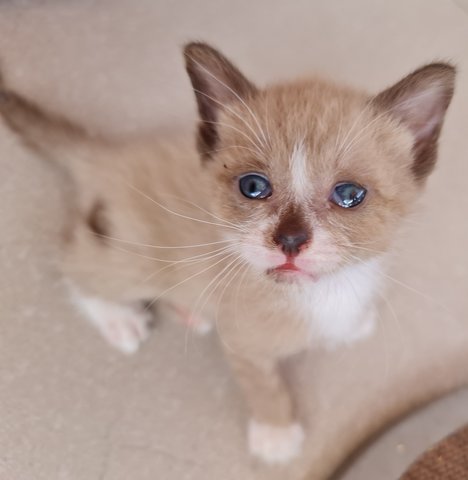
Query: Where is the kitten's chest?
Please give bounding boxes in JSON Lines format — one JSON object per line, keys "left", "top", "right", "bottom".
{"left": 286, "top": 260, "right": 381, "bottom": 345}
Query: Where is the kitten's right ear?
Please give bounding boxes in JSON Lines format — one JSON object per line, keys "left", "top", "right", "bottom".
{"left": 184, "top": 42, "right": 257, "bottom": 159}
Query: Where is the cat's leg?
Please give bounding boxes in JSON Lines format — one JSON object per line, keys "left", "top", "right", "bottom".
{"left": 226, "top": 352, "right": 304, "bottom": 465}
{"left": 70, "top": 288, "right": 154, "bottom": 354}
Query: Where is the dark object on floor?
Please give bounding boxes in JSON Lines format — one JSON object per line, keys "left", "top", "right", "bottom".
{"left": 401, "top": 425, "right": 468, "bottom": 479}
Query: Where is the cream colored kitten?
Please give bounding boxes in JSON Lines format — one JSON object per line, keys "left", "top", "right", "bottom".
{"left": 0, "top": 42, "right": 455, "bottom": 465}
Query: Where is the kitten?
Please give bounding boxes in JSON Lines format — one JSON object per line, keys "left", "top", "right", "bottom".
{"left": 0, "top": 42, "right": 455, "bottom": 465}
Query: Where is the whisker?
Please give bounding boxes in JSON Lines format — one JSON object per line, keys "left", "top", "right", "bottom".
{"left": 191, "top": 254, "right": 243, "bottom": 320}
{"left": 201, "top": 120, "right": 265, "bottom": 157}
{"left": 232, "top": 262, "right": 251, "bottom": 332}
{"left": 338, "top": 90, "right": 453, "bottom": 159}
{"left": 204, "top": 144, "right": 265, "bottom": 159}
{"left": 216, "top": 259, "right": 248, "bottom": 315}
{"left": 143, "top": 250, "right": 238, "bottom": 313}
{"left": 337, "top": 242, "right": 389, "bottom": 257}
{"left": 186, "top": 54, "right": 270, "bottom": 146}
{"left": 379, "top": 270, "right": 453, "bottom": 315}
{"left": 97, "top": 233, "right": 236, "bottom": 250}
{"left": 344, "top": 251, "right": 454, "bottom": 316}
{"left": 214, "top": 260, "right": 250, "bottom": 354}
{"left": 106, "top": 242, "right": 236, "bottom": 264}
{"left": 154, "top": 191, "right": 249, "bottom": 232}
{"left": 263, "top": 94, "right": 273, "bottom": 146}
{"left": 193, "top": 88, "right": 267, "bottom": 150}
{"left": 327, "top": 217, "right": 357, "bottom": 235}
{"left": 141, "top": 244, "right": 238, "bottom": 282}
{"left": 336, "top": 100, "right": 373, "bottom": 155}
{"left": 184, "top": 255, "right": 245, "bottom": 354}
{"left": 374, "top": 287, "right": 406, "bottom": 347}
{"left": 214, "top": 260, "right": 248, "bottom": 353}
{"left": 125, "top": 182, "right": 245, "bottom": 232}
{"left": 340, "top": 112, "right": 385, "bottom": 159}
{"left": 333, "top": 108, "right": 344, "bottom": 154}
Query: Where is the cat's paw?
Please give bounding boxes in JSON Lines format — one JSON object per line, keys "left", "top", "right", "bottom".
{"left": 248, "top": 419, "right": 304, "bottom": 465}
{"left": 73, "top": 294, "right": 153, "bottom": 354}
{"left": 96, "top": 307, "right": 152, "bottom": 354}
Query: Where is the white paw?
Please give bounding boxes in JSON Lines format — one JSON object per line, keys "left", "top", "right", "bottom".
{"left": 72, "top": 293, "right": 153, "bottom": 354}
{"left": 96, "top": 307, "right": 152, "bottom": 354}
{"left": 248, "top": 420, "right": 304, "bottom": 465}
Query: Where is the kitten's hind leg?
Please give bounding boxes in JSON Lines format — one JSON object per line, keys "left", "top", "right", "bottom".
{"left": 71, "top": 290, "right": 154, "bottom": 354}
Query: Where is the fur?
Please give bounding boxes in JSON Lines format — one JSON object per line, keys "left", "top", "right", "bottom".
{"left": 290, "top": 140, "right": 310, "bottom": 200}
{"left": 0, "top": 42, "right": 455, "bottom": 465}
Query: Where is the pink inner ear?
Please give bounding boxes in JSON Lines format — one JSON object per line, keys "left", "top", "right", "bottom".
{"left": 394, "top": 84, "right": 446, "bottom": 143}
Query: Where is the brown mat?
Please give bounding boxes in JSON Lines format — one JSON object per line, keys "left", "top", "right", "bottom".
{"left": 401, "top": 425, "right": 468, "bottom": 480}
{"left": 0, "top": 2, "right": 467, "bottom": 480}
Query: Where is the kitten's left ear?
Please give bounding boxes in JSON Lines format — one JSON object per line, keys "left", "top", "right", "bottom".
{"left": 372, "top": 63, "right": 456, "bottom": 181}
{"left": 184, "top": 42, "right": 258, "bottom": 159}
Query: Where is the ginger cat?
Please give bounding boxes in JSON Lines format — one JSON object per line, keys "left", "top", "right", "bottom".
{"left": 0, "top": 42, "right": 455, "bottom": 464}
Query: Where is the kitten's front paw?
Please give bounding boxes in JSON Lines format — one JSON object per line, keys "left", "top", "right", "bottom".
{"left": 97, "top": 307, "right": 152, "bottom": 354}
{"left": 248, "top": 419, "right": 304, "bottom": 465}
{"left": 73, "top": 294, "right": 153, "bottom": 354}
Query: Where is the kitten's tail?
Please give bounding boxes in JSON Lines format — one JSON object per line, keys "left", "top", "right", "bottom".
{"left": 0, "top": 75, "right": 100, "bottom": 168}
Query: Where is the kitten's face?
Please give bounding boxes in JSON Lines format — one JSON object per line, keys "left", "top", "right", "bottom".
{"left": 205, "top": 86, "right": 417, "bottom": 282}
{"left": 185, "top": 43, "right": 455, "bottom": 283}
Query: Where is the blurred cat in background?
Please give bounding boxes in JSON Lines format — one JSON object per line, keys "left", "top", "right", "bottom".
{"left": 0, "top": 42, "right": 455, "bottom": 464}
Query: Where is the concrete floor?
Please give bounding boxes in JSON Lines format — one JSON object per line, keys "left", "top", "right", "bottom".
{"left": 0, "top": 1, "right": 467, "bottom": 479}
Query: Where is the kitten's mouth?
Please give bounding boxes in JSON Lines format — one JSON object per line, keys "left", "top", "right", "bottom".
{"left": 267, "top": 262, "right": 316, "bottom": 282}
{"left": 273, "top": 261, "right": 299, "bottom": 272}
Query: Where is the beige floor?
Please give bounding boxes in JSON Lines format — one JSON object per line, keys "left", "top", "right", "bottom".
{"left": 1, "top": 1, "right": 468, "bottom": 479}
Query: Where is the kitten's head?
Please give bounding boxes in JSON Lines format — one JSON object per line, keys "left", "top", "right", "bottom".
{"left": 184, "top": 42, "right": 455, "bottom": 283}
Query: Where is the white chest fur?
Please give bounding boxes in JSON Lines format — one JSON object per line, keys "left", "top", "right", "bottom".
{"left": 291, "top": 258, "right": 383, "bottom": 349}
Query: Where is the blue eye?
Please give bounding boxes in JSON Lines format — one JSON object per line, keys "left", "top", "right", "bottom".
{"left": 331, "top": 182, "right": 367, "bottom": 208}
{"left": 239, "top": 173, "right": 272, "bottom": 199}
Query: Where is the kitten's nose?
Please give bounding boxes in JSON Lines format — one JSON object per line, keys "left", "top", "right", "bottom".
{"left": 276, "top": 232, "right": 309, "bottom": 257}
